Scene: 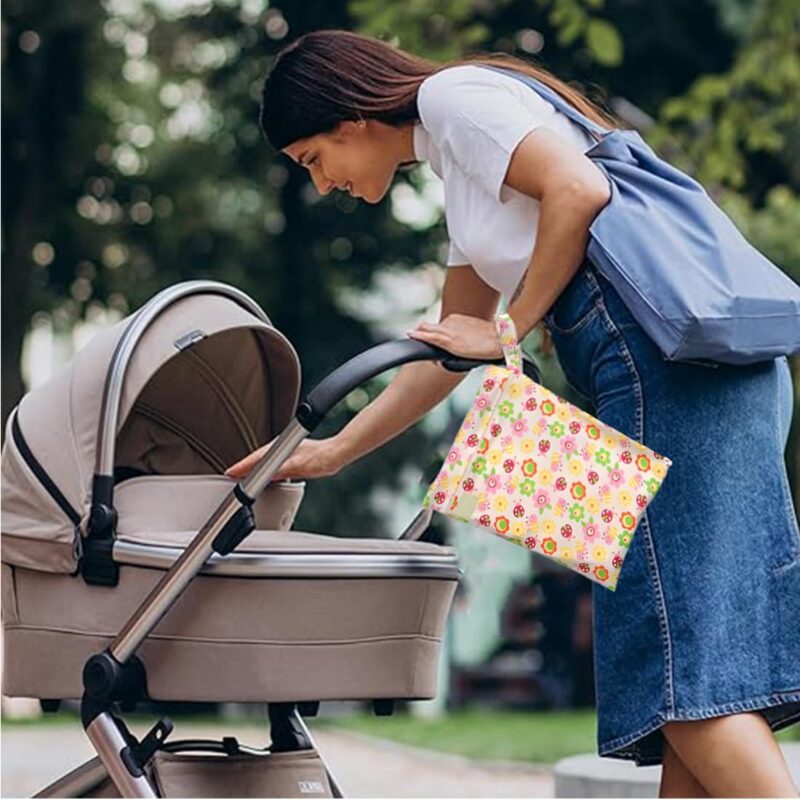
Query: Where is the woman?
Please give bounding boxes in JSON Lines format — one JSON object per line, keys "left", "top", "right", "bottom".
{"left": 228, "top": 28, "right": 800, "bottom": 796}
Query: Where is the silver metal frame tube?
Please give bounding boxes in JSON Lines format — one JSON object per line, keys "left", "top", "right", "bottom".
{"left": 109, "top": 418, "right": 308, "bottom": 664}
{"left": 292, "top": 709, "right": 345, "bottom": 798}
{"left": 398, "top": 507, "right": 434, "bottom": 541}
{"left": 95, "top": 280, "right": 272, "bottom": 478}
{"left": 85, "top": 714, "right": 158, "bottom": 798}
{"left": 34, "top": 757, "right": 109, "bottom": 798}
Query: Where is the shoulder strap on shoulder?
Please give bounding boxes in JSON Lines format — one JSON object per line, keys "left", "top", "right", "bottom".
{"left": 477, "top": 64, "right": 609, "bottom": 141}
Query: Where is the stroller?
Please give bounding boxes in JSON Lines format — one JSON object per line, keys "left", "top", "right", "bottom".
{"left": 1, "top": 280, "right": 541, "bottom": 797}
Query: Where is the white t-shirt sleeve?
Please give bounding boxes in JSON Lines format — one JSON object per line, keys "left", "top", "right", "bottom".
{"left": 446, "top": 238, "right": 470, "bottom": 266}
{"left": 418, "top": 67, "right": 549, "bottom": 204}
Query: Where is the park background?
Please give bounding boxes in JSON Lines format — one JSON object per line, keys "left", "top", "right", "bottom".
{"left": 2, "top": 0, "right": 799, "bottom": 792}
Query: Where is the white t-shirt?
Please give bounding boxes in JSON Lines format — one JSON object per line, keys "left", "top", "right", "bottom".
{"left": 412, "top": 64, "right": 597, "bottom": 298}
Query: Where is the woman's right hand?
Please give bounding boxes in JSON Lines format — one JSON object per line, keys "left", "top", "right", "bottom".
{"left": 224, "top": 437, "right": 345, "bottom": 481}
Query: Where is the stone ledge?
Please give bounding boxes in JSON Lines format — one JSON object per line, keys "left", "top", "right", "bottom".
{"left": 554, "top": 743, "right": 800, "bottom": 798}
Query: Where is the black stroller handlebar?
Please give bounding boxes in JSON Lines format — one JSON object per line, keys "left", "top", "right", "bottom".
{"left": 296, "top": 338, "right": 542, "bottom": 431}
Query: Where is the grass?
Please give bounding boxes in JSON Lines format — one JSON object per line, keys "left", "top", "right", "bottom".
{"left": 4, "top": 707, "right": 798, "bottom": 767}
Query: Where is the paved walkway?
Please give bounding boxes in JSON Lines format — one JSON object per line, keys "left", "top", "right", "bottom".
{"left": 1, "top": 721, "right": 555, "bottom": 798}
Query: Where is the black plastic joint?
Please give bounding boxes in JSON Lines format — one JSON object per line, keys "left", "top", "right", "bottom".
{"left": 211, "top": 504, "right": 256, "bottom": 556}
{"left": 82, "top": 652, "right": 147, "bottom": 721}
{"left": 295, "top": 401, "right": 321, "bottom": 432}
{"left": 81, "top": 535, "right": 119, "bottom": 586}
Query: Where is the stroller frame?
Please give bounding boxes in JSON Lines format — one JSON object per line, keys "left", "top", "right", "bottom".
{"left": 24, "top": 281, "right": 541, "bottom": 798}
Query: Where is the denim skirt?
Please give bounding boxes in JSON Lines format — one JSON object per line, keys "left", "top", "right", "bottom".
{"left": 541, "top": 257, "right": 800, "bottom": 766}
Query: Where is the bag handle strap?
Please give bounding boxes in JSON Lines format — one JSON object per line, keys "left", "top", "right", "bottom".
{"left": 494, "top": 312, "right": 522, "bottom": 375}
{"left": 477, "top": 65, "right": 610, "bottom": 143}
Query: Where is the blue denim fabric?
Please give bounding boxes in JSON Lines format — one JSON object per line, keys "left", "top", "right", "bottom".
{"left": 542, "top": 258, "right": 800, "bottom": 766}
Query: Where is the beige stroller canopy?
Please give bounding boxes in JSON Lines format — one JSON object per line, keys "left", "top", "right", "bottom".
{"left": 2, "top": 282, "right": 301, "bottom": 574}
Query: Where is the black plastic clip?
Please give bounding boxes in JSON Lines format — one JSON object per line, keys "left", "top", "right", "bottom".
{"left": 212, "top": 492, "right": 255, "bottom": 556}
{"left": 130, "top": 718, "right": 174, "bottom": 768}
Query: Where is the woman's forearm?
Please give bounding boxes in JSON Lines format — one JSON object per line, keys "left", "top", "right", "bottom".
{"left": 331, "top": 360, "right": 466, "bottom": 467}
{"left": 507, "top": 186, "right": 609, "bottom": 339}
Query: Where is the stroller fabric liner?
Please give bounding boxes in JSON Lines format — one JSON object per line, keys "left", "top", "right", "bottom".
{"left": 1, "top": 282, "right": 461, "bottom": 797}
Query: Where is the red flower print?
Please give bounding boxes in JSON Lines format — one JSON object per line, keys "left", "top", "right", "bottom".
{"left": 593, "top": 565, "right": 609, "bottom": 582}
{"left": 620, "top": 511, "right": 636, "bottom": 530}
{"left": 542, "top": 537, "right": 558, "bottom": 555}
{"left": 541, "top": 399, "right": 555, "bottom": 416}
{"left": 570, "top": 481, "right": 587, "bottom": 500}
{"left": 522, "top": 459, "right": 537, "bottom": 477}
{"left": 494, "top": 516, "right": 510, "bottom": 534}
{"left": 586, "top": 423, "right": 600, "bottom": 440}
{"left": 636, "top": 454, "right": 651, "bottom": 472}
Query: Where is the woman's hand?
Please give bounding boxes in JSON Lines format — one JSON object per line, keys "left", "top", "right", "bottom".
{"left": 225, "top": 437, "right": 344, "bottom": 480}
{"left": 406, "top": 313, "right": 503, "bottom": 360}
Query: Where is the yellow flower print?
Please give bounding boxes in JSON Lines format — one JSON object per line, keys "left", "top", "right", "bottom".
{"left": 509, "top": 382, "right": 523, "bottom": 400}
{"left": 618, "top": 490, "right": 632, "bottom": 507}
{"left": 487, "top": 449, "right": 503, "bottom": 466}
{"left": 568, "top": 460, "right": 583, "bottom": 477}
{"left": 653, "top": 461, "right": 667, "bottom": 480}
{"left": 539, "top": 469, "right": 553, "bottom": 485}
{"left": 511, "top": 520, "right": 527, "bottom": 538}
{"left": 521, "top": 438, "right": 535, "bottom": 454}
{"left": 543, "top": 519, "right": 556, "bottom": 535}
{"left": 586, "top": 498, "right": 600, "bottom": 515}
{"left": 556, "top": 406, "right": 571, "bottom": 423}
{"left": 603, "top": 434, "right": 616, "bottom": 449}
{"left": 558, "top": 547, "right": 574, "bottom": 563}
{"left": 493, "top": 495, "right": 509, "bottom": 513}
{"left": 592, "top": 545, "right": 607, "bottom": 562}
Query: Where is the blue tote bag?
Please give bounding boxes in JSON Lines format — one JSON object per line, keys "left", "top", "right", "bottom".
{"left": 480, "top": 65, "right": 800, "bottom": 366}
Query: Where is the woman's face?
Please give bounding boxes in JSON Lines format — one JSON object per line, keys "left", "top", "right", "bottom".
{"left": 282, "top": 119, "right": 414, "bottom": 204}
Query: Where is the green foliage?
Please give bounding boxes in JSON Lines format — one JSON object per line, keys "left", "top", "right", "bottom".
{"left": 535, "top": 0, "right": 623, "bottom": 66}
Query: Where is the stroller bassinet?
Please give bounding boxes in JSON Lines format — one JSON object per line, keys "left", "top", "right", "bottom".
{"left": 2, "top": 280, "right": 515, "bottom": 798}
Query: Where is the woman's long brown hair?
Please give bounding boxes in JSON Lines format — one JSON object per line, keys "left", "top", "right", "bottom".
{"left": 260, "top": 28, "right": 622, "bottom": 152}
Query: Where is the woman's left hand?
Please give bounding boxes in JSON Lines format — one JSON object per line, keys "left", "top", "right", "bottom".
{"left": 406, "top": 313, "right": 503, "bottom": 361}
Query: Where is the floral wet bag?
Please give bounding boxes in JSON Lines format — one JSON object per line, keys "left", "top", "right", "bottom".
{"left": 423, "top": 312, "right": 673, "bottom": 591}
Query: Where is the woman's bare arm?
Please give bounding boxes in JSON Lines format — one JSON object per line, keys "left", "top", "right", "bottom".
{"left": 331, "top": 264, "right": 500, "bottom": 466}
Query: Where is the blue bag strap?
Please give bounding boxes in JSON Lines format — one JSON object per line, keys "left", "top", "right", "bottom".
{"left": 477, "top": 64, "right": 611, "bottom": 141}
